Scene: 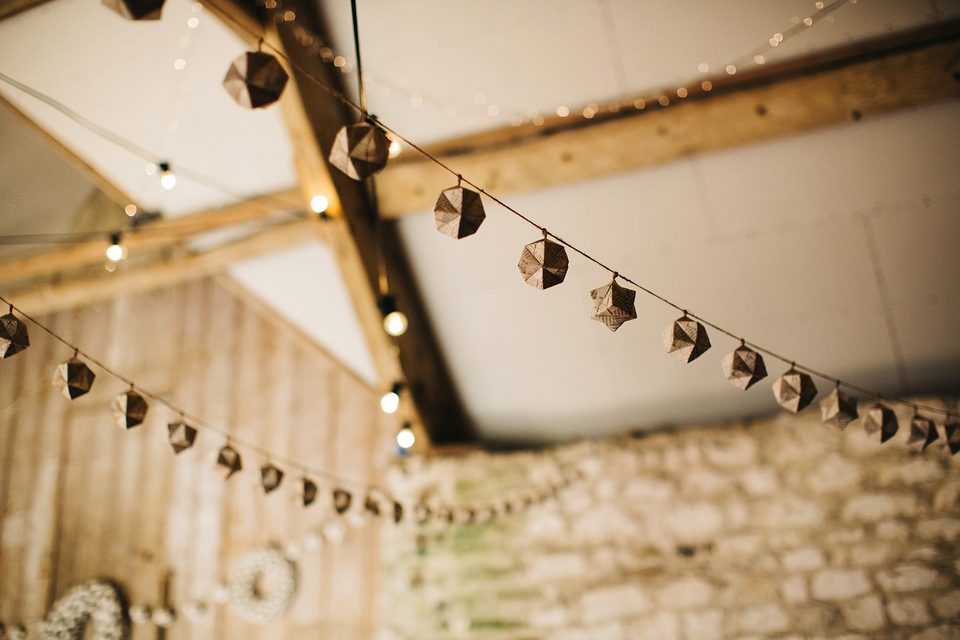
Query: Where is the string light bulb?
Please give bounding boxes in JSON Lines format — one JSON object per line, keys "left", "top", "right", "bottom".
{"left": 106, "top": 232, "right": 124, "bottom": 262}
{"left": 381, "top": 382, "right": 402, "bottom": 414}
{"left": 388, "top": 138, "right": 402, "bottom": 158}
{"left": 310, "top": 195, "right": 328, "bottom": 213}
{"left": 377, "top": 295, "right": 408, "bottom": 337}
{"left": 396, "top": 422, "right": 415, "bottom": 449}
{"left": 158, "top": 162, "right": 176, "bottom": 189}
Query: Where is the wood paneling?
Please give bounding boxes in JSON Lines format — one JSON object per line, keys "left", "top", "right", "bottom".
{"left": 0, "top": 276, "right": 392, "bottom": 639}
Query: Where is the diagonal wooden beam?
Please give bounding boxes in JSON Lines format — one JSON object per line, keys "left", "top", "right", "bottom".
{"left": 0, "top": 187, "right": 302, "bottom": 285}
{"left": 375, "top": 20, "right": 960, "bottom": 217}
{"left": 10, "top": 218, "right": 316, "bottom": 316}
{"left": 226, "top": 5, "right": 472, "bottom": 444}
{"left": 0, "top": 0, "right": 51, "bottom": 21}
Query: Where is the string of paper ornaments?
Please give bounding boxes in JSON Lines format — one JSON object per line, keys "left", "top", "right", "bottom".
{"left": 0, "top": 296, "right": 582, "bottom": 527}
{"left": 188, "top": 0, "right": 960, "bottom": 453}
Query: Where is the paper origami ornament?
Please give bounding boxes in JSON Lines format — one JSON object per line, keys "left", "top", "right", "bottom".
{"left": 52, "top": 357, "right": 96, "bottom": 399}
{"left": 772, "top": 367, "right": 817, "bottom": 413}
{"left": 216, "top": 444, "right": 242, "bottom": 479}
{"left": 364, "top": 494, "right": 381, "bottom": 517}
{"left": 0, "top": 312, "right": 28, "bottom": 358}
{"left": 722, "top": 343, "right": 767, "bottom": 390}
{"left": 223, "top": 51, "right": 289, "bottom": 109}
{"left": 663, "top": 314, "right": 711, "bottom": 363}
{"left": 261, "top": 464, "right": 284, "bottom": 493}
{"left": 111, "top": 388, "right": 148, "bottom": 429}
{"left": 862, "top": 402, "right": 898, "bottom": 443}
{"left": 434, "top": 185, "right": 485, "bottom": 239}
{"left": 820, "top": 386, "right": 858, "bottom": 430}
{"left": 328, "top": 122, "right": 390, "bottom": 180}
{"left": 101, "top": 0, "right": 165, "bottom": 20}
{"left": 518, "top": 235, "right": 568, "bottom": 289}
{"left": 167, "top": 420, "right": 197, "bottom": 454}
{"left": 906, "top": 414, "right": 938, "bottom": 452}
{"left": 944, "top": 421, "right": 960, "bottom": 455}
{"left": 435, "top": 506, "right": 454, "bottom": 524}
{"left": 590, "top": 278, "right": 637, "bottom": 331}
{"left": 332, "top": 488, "right": 352, "bottom": 514}
{"left": 413, "top": 503, "right": 431, "bottom": 524}
{"left": 302, "top": 479, "right": 318, "bottom": 507}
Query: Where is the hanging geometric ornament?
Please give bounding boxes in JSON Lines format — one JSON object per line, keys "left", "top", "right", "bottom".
{"left": 332, "top": 488, "right": 352, "bottom": 514}
{"left": 167, "top": 419, "right": 197, "bottom": 454}
{"left": 364, "top": 494, "right": 381, "bottom": 517}
{"left": 518, "top": 232, "right": 568, "bottom": 290}
{"left": 772, "top": 366, "right": 817, "bottom": 413}
{"left": 222, "top": 51, "right": 289, "bottom": 109}
{"left": 906, "top": 414, "right": 938, "bottom": 452}
{"left": 328, "top": 121, "right": 390, "bottom": 180}
{"left": 413, "top": 503, "right": 431, "bottom": 525}
{"left": 721, "top": 342, "right": 767, "bottom": 390}
{"left": 302, "top": 479, "right": 318, "bottom": 507}
{"left": 51, "top": 355, "right": 96, "bottom": 399}
{"left": 944, "top": 420, "right": 960, "bottom": 455}
{"left": 434, "top": 182, "right": 486, "bottom": 239}
{"left": 663, "top": 313, "right": 711, "bottom": 363}
{"left": 101, "top": 0, "right": 165, "bottom": 21}
{"left": 0, "top": 310, "right": 29, "bottom": 358}
{"left": 435, "top": 506, "right": 454, "bottom": 524}
{"left": 590, "top": 276, "right": 637, "bottom": 332}
{"left": 216, "top": 444, "right": 243, "bottom": 479}
{"left": 862, "top": 401, "right": 898, "bottom": 443}
{"left": 392, "top": 501, "right": 404, "bottom": 524}
{"left": 111, "top": 387, "right": 148, "bottom": 429}
{"left": 261, "top": 464, "right": 284, "bottom": 493}
{"left": 819, "top": 385, "right": 858, "bottom": 430}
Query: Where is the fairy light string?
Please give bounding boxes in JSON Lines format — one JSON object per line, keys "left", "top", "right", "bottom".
{"left": 253, "top": 0, "right": 857, "bottom": 125}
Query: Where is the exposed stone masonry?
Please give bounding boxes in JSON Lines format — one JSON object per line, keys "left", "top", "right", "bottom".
{"left": 381, "top": 398, "right": 960, "bottom": 640}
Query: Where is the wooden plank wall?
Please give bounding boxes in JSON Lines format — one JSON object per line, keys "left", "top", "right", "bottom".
{"left": 0, "top": 276, "right": 392, "bottom": 639}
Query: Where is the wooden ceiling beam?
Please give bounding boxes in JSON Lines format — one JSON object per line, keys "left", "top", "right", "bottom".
{"left": 0, "top": 187, "right": 303, "bottom": 285}
{"left": 0, "top": 0, "right": 51, "bottom": 21}
{"left": 10, "top": 218, "right": 315, "bottom": 316}
{"left": 375, "top": 20, "right": 960, "bottom": 217}
{"left": 246, "top": 7, "right": 472, "bottom": 444}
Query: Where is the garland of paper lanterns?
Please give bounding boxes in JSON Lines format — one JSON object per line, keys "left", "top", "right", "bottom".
{"left": 0, "top": 294, "right": 582, "bottom": 525}
{"left": 208, "top": 16, "right": 957, "bottom": 454}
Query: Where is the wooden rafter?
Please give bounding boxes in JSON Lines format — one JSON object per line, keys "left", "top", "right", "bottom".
{"left": 10, "top": 218, "right": 316, "bottom": 316}
{"left": 261, "top": 10, "right": 471, "bottom": 444}
{"left": 374, "top": 20, "right": 960, "bottom": 217}
{"left": 0, "top": 0, "right": 51, "bottom": 21}
{"left": 0, "top": 187, "right": 302, "bottom": 285}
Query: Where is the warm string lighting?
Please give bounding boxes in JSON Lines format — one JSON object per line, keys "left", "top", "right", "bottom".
{"left": 202, "top": 4, "right": 960, "bottom": 446}
{"left": 256, "top": 0, "right": 856, "bottom": 128}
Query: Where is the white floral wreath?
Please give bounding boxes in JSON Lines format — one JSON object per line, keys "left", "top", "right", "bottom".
{"left": 227, "top": 548, "right": 297, "bottom": 625}
{"left": 41, "top": 580, "right": 128, "bottom": 640}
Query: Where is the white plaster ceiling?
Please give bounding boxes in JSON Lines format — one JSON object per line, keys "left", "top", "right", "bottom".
{"left": 0, "top": 0, "right": 958, "bottom": 443}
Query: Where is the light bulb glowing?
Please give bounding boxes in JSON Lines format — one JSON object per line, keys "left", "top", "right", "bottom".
{"left": 388, "top": 139, "right": 402, "bottom": 157}
{"left": 125, "top": 204, "right": 137, "bottom": 217}
{"left": 106, "top": 243, "right": 123, "bottom": 262}
{"left": 396, "top": 425, "right": 415, "bottom": 449}
{"left": 310, "top": 195, "right": 329, "bottom": 213}
{"left": 383, "top": 311, "right": 408, "bottom": 337}
{"left": 160, "top": 170, "right": 176, "bottom": 190}
{"left": 381, "top": 391, "right": 400, "bottom": 414}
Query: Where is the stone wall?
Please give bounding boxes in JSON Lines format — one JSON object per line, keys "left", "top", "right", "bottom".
{"left": 381, "top": 398, "right": 960, "bottom": 640}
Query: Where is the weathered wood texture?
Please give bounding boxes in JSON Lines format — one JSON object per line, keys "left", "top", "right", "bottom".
{"left": 0, "top": 276, "right": 392, "bottom": 639}
{"left": 376, "top": 24, "right": 960, "bottom": 217}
